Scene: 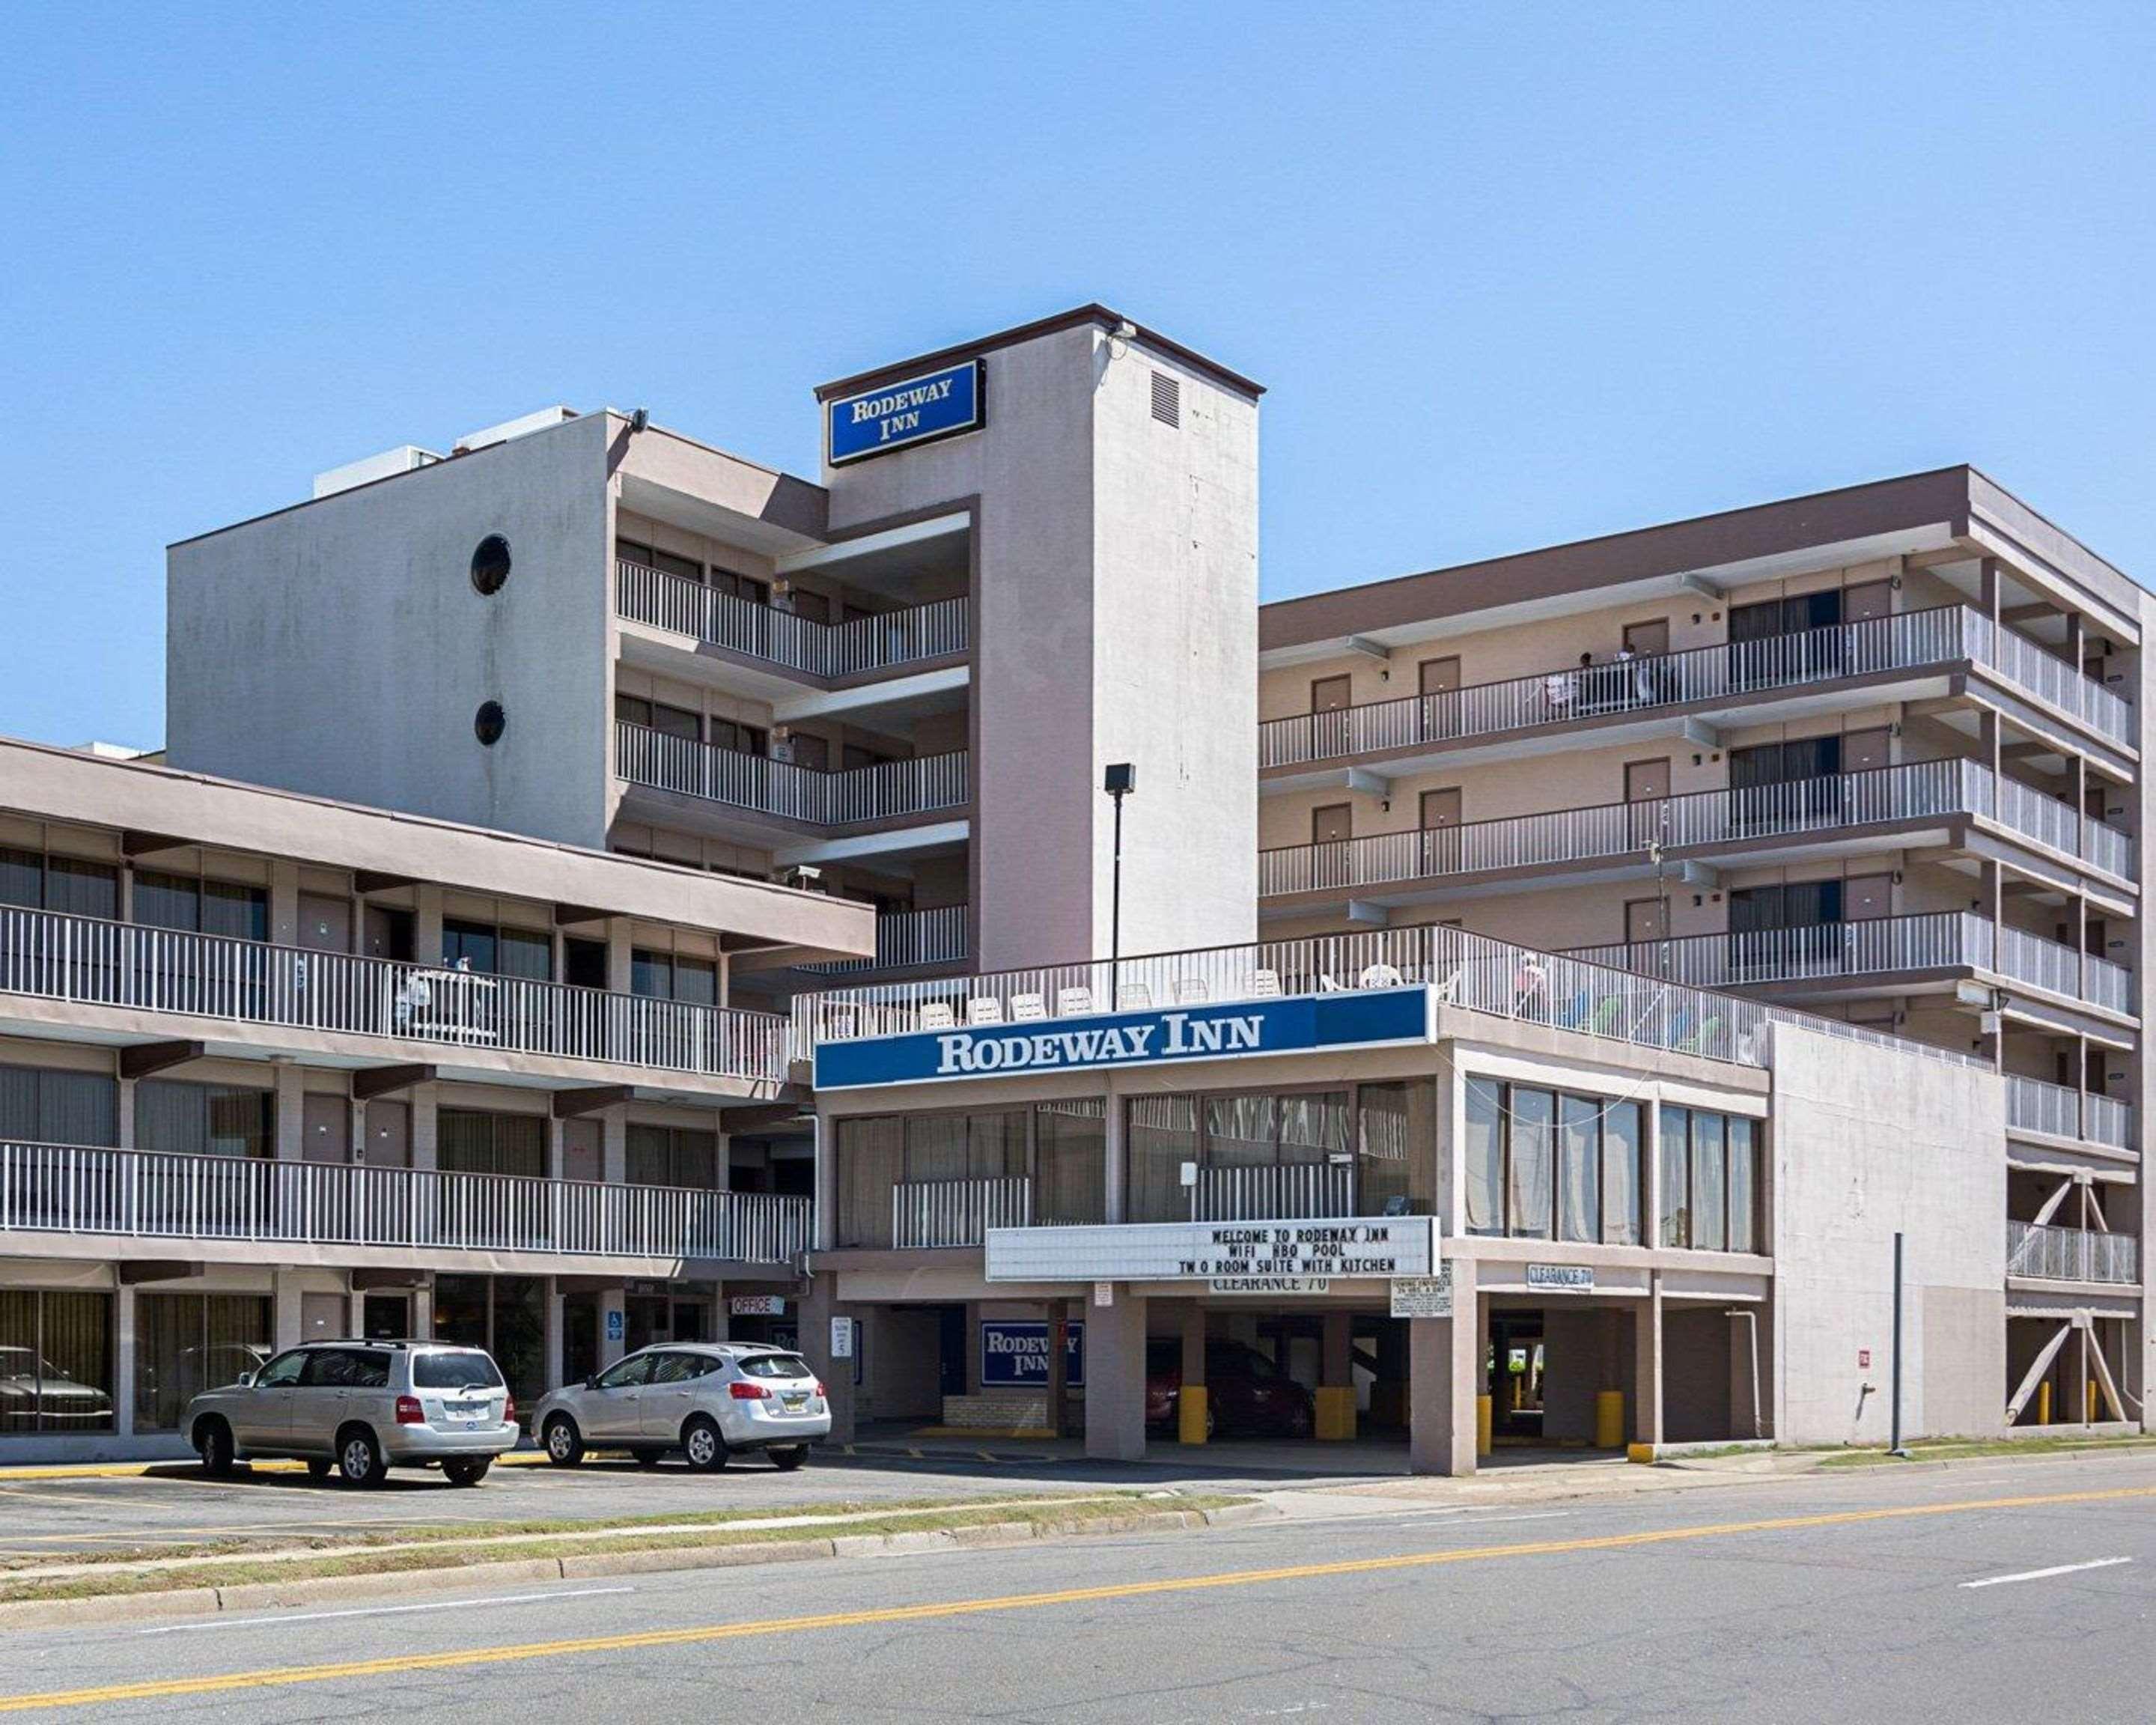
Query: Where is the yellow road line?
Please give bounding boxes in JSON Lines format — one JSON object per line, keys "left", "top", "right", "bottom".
{"left": 2, "top": 1482, "right": 2152, "bottom": 1712}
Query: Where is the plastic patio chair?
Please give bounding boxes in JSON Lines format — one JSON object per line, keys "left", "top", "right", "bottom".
{"left": 966, "top": 997, "right": 1005, "bottom": 1026}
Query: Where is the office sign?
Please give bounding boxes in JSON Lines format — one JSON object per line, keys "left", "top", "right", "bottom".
{"left": 826, "top": 359, "right": 984, "bottom": 465}
{"left": 1526, "top": 1264, "right": 1595, "bottom": 1292}
{"left": 1390, "top": 1267, "right": 1453, "bottom": 1318}
{"left": 979, "top": 1320, "right": 1085, "bottom": 1388}
{"left": 814, "top": 987, "right": 1434, "bottom": 1090}
{"left": 729, "top": 1295, "right": 785, "bottom": 1318}
{"left": 986, "top": 1215, "right": 1436, "bottom": 1283}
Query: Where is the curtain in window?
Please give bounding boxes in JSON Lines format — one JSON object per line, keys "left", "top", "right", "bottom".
{"left": 1658, "top": 1106, "right": 1690, "bottom": 1247}
{"left": 1034, "top": 1100, "right": 1106, "bottom": 1226}
{"left": 1691, "top": 1112, "right": 1728, "bottom": 1251}
{"left": 1508, "top": 1089, "right": 1554, "bottom": 1239}
{"left": 904, "top": 1113, "right": 969, "bottom": 1184}
{"left": 1127, "top": 1095, "right": 1197, "bottom": 1223}
{"left": 1726, "top": 1118, "right": 1757, "bottom": 1253}
{"left": 1602, "top": 1101, "right": 1642, "bottom": 1247}
{"left": 0, "top": 1291, "right": 113, "bottom": 1432}
{"left": 496, "top": 928, "right": 553, "bottom": 982}
{"left": 1356, "top": 1083, "right": 1413, "bottom": 1213}
{"left": 136, "top": 1081, "right": 271, "bottom": 1158}
{"left": 836, "top": 1116, "right": 903, "bottom": 1248}
{"left": 0, "top": 1068, "right": 117, "bottom": 1146}
{"left": 438, "top": 1110, "right": 545, "bottom": 1179}
{"left": 1464, "top": 1080, "right": 1504, "bottom": 1235}
{"left": 133, "top": 1292, "right": 271, "bottom": 1432}
{"left": 1559, "top": 1095, "right": 1599, "bottom": 1243}
{"left": 201, "top": 881, "right": 267, "bottom": 942}
{"left": 1205, "top": 1094, "right": 1276, "bottom": 1167}
{"left": 1278, "top": 1093, "right": 1348, "bottom": 1166}
{"left": 44, "top": 858, "right": 118, "bottom": 919}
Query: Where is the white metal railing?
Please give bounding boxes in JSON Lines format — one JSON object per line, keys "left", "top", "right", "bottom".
{"left": 616, "top": 560, "right": 967, "bottom": 678}
{"left": 616, "top": 722, "right": 969, "bottom": 826}
{"left": 801, "top": 905, "right": 969, "bottom": 976}
{"left": 1261, "top": 606, "right": 2133, "bottom": 768}
{"left": 0, "top": 905, "right": 788, "bottom": 1082}
{"left": 2007, "top": 1219, "right": 2140, "bottom": 1285}
{"left": 1190, "top": 1162, "right": 1355, "bottom": 1223}
{"left": 0, "top": 1140, "right": 811, "bottom": 1262}
{"left": 890, "top": 1176, "right": 1031, "bottom": 1249}
{"left": 2005, "top": 1075, "right": 2137, "bottom": 1150}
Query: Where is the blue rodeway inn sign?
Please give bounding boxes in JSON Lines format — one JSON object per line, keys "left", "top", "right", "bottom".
{"left": 826, "top": 359, "right": 984, "bottom": 465}
{"left": 812, "top": 987, "right": 1434, "bottom": 1090}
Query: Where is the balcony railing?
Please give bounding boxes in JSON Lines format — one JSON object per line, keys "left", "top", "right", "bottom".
{"left": 616, "top": 722, "right": 969, "bottom": 827}
{"left": 1190, "top": 1162, "right": 1356, "bottom": 1223}
{"left": 0, "top": 905, "right": 788, "bottom": 1083}
{"left": 2007, "top": 1219, "right": 2140, "bottom": 1285}
{"left": 801, "top": 905, "right": 969, "bottom": 976}
{"left": 1565, "top": 912, "right": 2135, "bottom": 1017}
{"left": 2005, "top": 1075, "right": 2137, "bottom": 1151}
{"left": 1261, "top": 605, "right": 2134, "bottom": 769}
{"left": 891, "top": 1176, "right": 1031, "bottom": 1249}
{"left": 1260, "top": 760, "right": 2133, "bottom": 898}
{"left": 0, "top": 1140, "right": 811, "bottom": 1263}
{"left": 617, "top": 560, "right": 968, "bottom": 678}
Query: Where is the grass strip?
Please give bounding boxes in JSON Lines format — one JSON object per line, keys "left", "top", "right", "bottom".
{"left": 1816, "top": 1434, "right": 2156, "bottom": 1469}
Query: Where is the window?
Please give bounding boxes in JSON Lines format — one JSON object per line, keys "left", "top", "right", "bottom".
{"left": 736, "top": 1353, "right": 813, "bottom": 1380}
{"left": 469, "top": 535, "right": 511, "bottom": 596}
{"left": 710, "top": 718, "right": 769, "bottom": 757}
{"left": 1729, "top": 880, "right": 1844, "bottom": 934}
{"left": 1691, "top": 1112, "right": 1728, "bottom": 1251}
{"left": 441, "top": 919, "right": 552, "bottom": 981}
{"left": 631, "top": 949, "right": 717, "bottom": 1005}
{"left": 595, "top": 1353, "right": 654, "bottom": 1390}
{"left": 305, "top": 1348, "right": 390, "bottom": 1388}
{"left": 1601, "top": 1102, "right": 1642, "bottom": 1246}
{"left": 0, "top": 1289, "right": 114, "bottom": 1432}
{"left": 1728, "top": 1118, "right": 1758, "bottom": 1253}
{"left": 627, "top": 1124, "right": 720, "bottom": 1190}
{"left": 1559, "top": 1095, "right": 1600, "bottom": 1243}
{"left": 133, "top": 1293, "right": 270, "bottom": 1432}
{"left": 436, "top": 1110, "right": 546, "bottom": 1179}
{"left": 617, "top": 540, "right": 703, "bottom": 584}
{"left": 1656, "top": 1105, "right": 1760, "bottom": 1253}
{"left": 834, "top": 1104, "right": 1104, "bottom": 1246}
{"left": 615, "top": 694, "right": 702, "bottom": 742}
{"left": 1507, "top": 1088, "right": 1554, "bottom": 1239}
{"left": 473, "top": 701, "right": 507, "bottom": 746}
{"left": 135, "top": 1081, "right": 272, "bottom": 1159}
{"left": 0, "top": 849, "right": 118, "bottom": 919}
{"left": 1033, "top": 1099, "right": 1107, "bottom": 1227}
{"left": 412, "top": 1350, "right": 505, "bottom": 1390}
{"left": 1124, "top": 1088, "right": 1377, "bottom": 1223}
{"left": 1467, "top": 1080, "right": 1645, "bottom": 1247}
{"left": 0, "top": 1066, "right": 118, "bottom": 1147}
{"left": 253, "top": 1349, "right": 307, "bottom": 1389}
{"left": 133, "top": 872, "right": 268, "bottom": 940}
{"left": 1729, "top": 590, "right": 1842, "bottom": 642}
{"left": 431, "top": 1274, "right": 545, "bottom": 1418}
{"left": 648, "top": 1351, "right": 721, "bottom": 1384}
{"left": 710, "top": 568, "right": 769, "bottom": 606}
{"left": 1464, "top": 1079, "right": 1504, "bottom": 1235}
{"left": 1658, "top": 1105, "right": 1690, "bottom": 1247}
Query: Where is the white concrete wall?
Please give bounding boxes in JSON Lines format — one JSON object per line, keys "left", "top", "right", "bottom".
{"left": 1769, "top": 1023, "right": 2006, "bottom": 1443}
{"left": 168, "top": 415, "right": 615, "bottom": 848}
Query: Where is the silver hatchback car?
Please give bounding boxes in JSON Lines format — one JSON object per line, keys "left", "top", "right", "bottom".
{"left": 185, "top": 1339, "right": 518, "bottom": 1487}
{"left": 534, "top": 1343, "right": 828, "bottom": 1472}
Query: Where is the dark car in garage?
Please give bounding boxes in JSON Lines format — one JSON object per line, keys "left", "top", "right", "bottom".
{"left": 1145, "top": 1337, "right": 1315, "bottom": 1439}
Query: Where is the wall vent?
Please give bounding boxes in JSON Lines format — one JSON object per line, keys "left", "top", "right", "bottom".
{"left": 1149, "top": 369, "right": 1181, "bottom": 428}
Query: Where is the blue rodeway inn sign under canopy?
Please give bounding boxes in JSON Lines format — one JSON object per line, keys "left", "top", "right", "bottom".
{"left": 812, "top": 986, "right": 1435, "bottom": 1090}
{"left": 826, "top": 359, "right": 984, "bottom": 465}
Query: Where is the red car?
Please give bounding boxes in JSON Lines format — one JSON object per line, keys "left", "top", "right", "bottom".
{"left": 1145, "top": 1338, "right": 1315, "bottom": 1439}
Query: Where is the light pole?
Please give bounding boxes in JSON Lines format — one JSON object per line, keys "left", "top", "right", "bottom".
{"left": 1103, "top": 763, "right": 1136, "bottom": 996}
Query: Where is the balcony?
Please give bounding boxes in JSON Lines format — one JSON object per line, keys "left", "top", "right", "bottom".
{"left": 616, "top": 560, "right": 967, "bottom": 680}
{"left": 1565, "top": 912, "right": 2135, "bottom": 1019}
{"left": 875, "top": 1163, "right": 1365, "bottom": 1250}
{"left": 1260, "top": 605, "right": 2135, "bottom": 773}
{"left": 2006, "top": 1074, "right": 2137, "bottom": 1151}
{"left": 1259, "top": 759, "right": 2136, "bottom": 902}
{"left": 0, "top": 1140, "right": 812, "bottom": 1265}
{"left": 800, "top": 905, "right": 969, "bottom": 976}
{"left": 2007, "top": 1219, "right": 2140, "bottom": 1286}
{"left": 616, "top": 722, "right": 969, "bottom": 828}
{"left": 0, "top": 904, "right": 789, "bottom": 1084}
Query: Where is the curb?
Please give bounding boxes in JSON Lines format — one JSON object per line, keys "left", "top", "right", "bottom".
{"left": 0, "top": 1501, "right": 1281, "bottom": 1633}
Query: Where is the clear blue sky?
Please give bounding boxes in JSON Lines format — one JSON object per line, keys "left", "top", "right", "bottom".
{"left": 4, "top": 4, "right": 2152, "bottom": 748}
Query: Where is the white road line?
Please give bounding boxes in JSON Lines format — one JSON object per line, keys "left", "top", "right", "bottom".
{"left": 1960, "top": 1557, "right": 2134, "bottom": 1590}
{"left": 135, "top": 1584, "right": 636, "bottom": 1634}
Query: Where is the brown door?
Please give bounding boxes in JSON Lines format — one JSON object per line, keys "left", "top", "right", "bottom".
{"left": 363, "top": 906, "right": 415, "bottom": 962}
{"left": 788, "top": 733, "right": 830, "bottom": 773}
{"left": 1419, "top": 788, "right": 1462, "bottom": 876}
{"left": 1844, "top": 579, "right": 1894, "bottom": 624}
{"left": 1419, "top": 788, "right": 1461, "bottom": 827}
{"left": 361, "top": 1101, "right": 410, "bottom": 1168}
{"left": 1845, "top": 874, "right": 1893, "bottom": 921}
{"left": 298, "top": 894, "right": 351, "bottom": 953}
{"left": 1625, "top": 896, "right": 1667, "bottom": 946}
{"left": 1418, "top": 657, "right": 1461, "bottom": 696}
{"left": 302, "top": 1094, "right": 350, "bottom": 1163}
{"left": 1312, "top": 803, "right": 1353, "bottom": 889}
{"left": 1312, "top": 803, "right": 1353, "bottom": 844}
{"left": 1311, "top": 675, "right": 1353, "bottom": 713}
{"left": 1842, "top": 727, "right": 1891, "bottom": 776}
{"left": 562, "top": 1118, "right": 602, "bottom": 1184}
{"left": 1622, "top": 619, "right": 1670, "bottom": 657}
{"left": 300, "top": 1292, "right": 347, "bottom": 1344}
{"left": 1624, "top": 758, "right": 1671, "bottom": 801}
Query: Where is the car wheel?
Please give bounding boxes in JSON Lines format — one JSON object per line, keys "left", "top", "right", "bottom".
{"left": 195, "top": 1417, "right": 236, "bottom": 1478}
{"left": 1205, "top": 1401, "right": 1218, "bottom": 1441}
{"left": 769, "top": 1445, "right": 809, "bottom": 1473}
{"left": 442, "top": 1458, "right": 491, "bottom": 1487}
{"left": 631, "top": 1448, "right": 666, "bottom": 1469}
{"left": 337, "top": 1425, "right": 389, "bottom": 1489}
{"left": 305, "top": 1458, "right": 334, "bottom": 1483}
{"left": 543, "top": 1415, "right": 585, "bottom": 1467}
{"left": 681, "top": 1415, "right": 728, "bottom": 1473}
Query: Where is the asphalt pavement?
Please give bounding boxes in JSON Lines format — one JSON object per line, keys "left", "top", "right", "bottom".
{"left": 1, "top": 1449, "right": 2152, "bottom": 1720}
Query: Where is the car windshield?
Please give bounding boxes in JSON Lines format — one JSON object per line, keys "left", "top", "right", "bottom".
{"left": 734, "top": 1353, "right": 813, "bottom": 1381}
{"left": 410, "top": 1350, "right": 504, "bottom": 1390}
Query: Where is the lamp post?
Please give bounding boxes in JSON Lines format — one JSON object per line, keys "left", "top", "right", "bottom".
{"left": 1103, "top": 763, "right": 1136, "bottom": 996}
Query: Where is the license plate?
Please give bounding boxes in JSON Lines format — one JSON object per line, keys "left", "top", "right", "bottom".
{"left": 782, "top": 1394, "right": 807, "bottom": 1411}
{"left": 452, "top": 1403, "right": 490, "bottom": 1423}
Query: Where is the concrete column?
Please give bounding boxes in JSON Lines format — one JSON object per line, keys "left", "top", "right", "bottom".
{"left": 1082, "top": 1288, "right": 1148, "bottom": 1461}
{"left": 413, "top": 884, "right": 445, "bottom": 968}
{"left": 272, "top": 1067, "right": 304, "bottom": 1161}
{"left": 1102, "top": 1086, "right": 1125, "bottom": 1223}
{"left": 409, "top": 1086, "right": 439, "bottom": 1172}
{"left": 267, "top": 859, "right": 302, "bottom": 947}
{"left": 605, "top": 919, "right": 635, "bottom": 994}
{"left": 546, "top": 1116, "right": 567, "bottom": 1182}
{"left": 1178, "top": 1298, "right": 1208, "bottom": 1443}
{"left": 1315, "top": 1310, "right": 1356, "bottom": 1440}
{"left": 1634, "top": 1272, "right": 1665, "bottom": 1449}
{"left": 597, "top": 1287, "right": 627, "bottom": 1369}
{"left": 410, "top": 1281, "right": 433, "bottom": 1341}
{"left": 602, "top": 1109, "right": 627, "bottom": 1185}
{"left": 800, "top": 1277, "right": 857, "bottom": 1443}
{"left": 113, "top": 1284, "right": 137, "bottom": 1440}
{"left": 542, "top": 1278, "right": 566, "bottom": 1391}
{"left": 272, "top": 1270, "right": 304, "bottom": 1350}
{"left": 1407, "top": 1257, "right": 1479, "bottom": 1476}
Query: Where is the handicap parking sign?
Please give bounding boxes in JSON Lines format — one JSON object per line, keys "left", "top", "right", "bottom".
{"left": 606, "top": 1309, "right": 624, "bottom": 1342}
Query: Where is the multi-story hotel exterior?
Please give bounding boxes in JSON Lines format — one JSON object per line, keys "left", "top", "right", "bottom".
{"left": 0, "top": 306, "right": 2126, "bottom": 1470}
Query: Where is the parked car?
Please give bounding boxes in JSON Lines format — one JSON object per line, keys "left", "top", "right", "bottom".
{"left": 535, "top": 1342, "right": 829, "bottom": 1472}
{"left": 1145, "top": 1338, "right": 1315, "bottom": 1439}
{"left": 185, "top": 1339, "right": 517, "bottom": 1487}
{"left": 0, "top": 1346, "right": 113, "bottom": 1432}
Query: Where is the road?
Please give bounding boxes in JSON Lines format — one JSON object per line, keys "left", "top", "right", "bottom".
{"left": 2, "top": 1451, "right": 2153, "bottom": 1721}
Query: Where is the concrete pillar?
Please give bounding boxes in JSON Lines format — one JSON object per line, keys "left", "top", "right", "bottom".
{"left": 597, "top": 1286, "right": 628, "bottom": 1369}
{"left": 1178, "top": 1298, "right": 1208, "bottom": 1443}
{"left": 1082, "top": 1288, "right": 1148, "bottom": 1461}
{"left": 272, "top": 1067, "right": 304, "bottom": 1161}
{"left": 605, "top": 919, "right": 635, "bottom": 994}
{"left": 543, "top": 1278, "right": 565, "bottom": 1391}
{"left": 413, "top": 884, "right": 445, "bottom": 969}
{"left": 1407, "top": 1258, "right": 1479, "bottom": 1476}
{"left": 267, "top": 859, "right": 302, "bottom": 947}
{"left": 409, "top": 1085, "right": 439, "bottom": 1172}
{"left": 800, "top": 1277, "right": 857, "bottom": 1443}
{"left": 115, "top": 1072, "right": 135, "bottom": 1150}
{"left": 1315, "top": 1310, "right": 1356, "bottom": 1440}
{"left": 411, "top": 1281, "right": 433, "bottom": 1341}
{"left": 1102, "top": 1085, "right": 1125, "bottom": 1223}
{"left": 1634, "top": 1273, "right": 1665, "bottom": 1449}
{"left": 602, "top": 1109, "right": 627, "bottom": 1185}
{"left": 272, "top": 1269, "right": 305, "bottom": 1350}
{"left": 113, "top": 1284, "right": 137, "bottom": 1440}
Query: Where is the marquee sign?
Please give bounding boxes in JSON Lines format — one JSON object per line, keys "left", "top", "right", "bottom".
{"left": 826, "top": 359, "right": 984, "bottom": 465}
{"left": 813, "top": 986, "right": 1434, "bottom": 1091}
{"left": 984, "top": 1215, "right": 1437, "bottom": 1284}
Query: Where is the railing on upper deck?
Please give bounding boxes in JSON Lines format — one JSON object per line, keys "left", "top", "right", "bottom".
{"left": 2006, "top": 1219, "right": 2140, "bottom": 1285}
{"left": 2004, "top": 1074, "right": 2137, "bottom": 1151}
{"left": 616, "top": 560, "right": 968, "bottom": 678}
{"left": 800, "top": 905, "right": 969, "bottom": 976}
{"left": 615, "top": 723, "right": 969, "bottom": 826}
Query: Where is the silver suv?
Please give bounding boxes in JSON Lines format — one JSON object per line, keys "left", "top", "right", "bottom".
{"left": 534, "top": 1343, "right": 828, "bottom": 1472}
{"left": 185, "top": 1339, "right": 517, "bottom": 1488}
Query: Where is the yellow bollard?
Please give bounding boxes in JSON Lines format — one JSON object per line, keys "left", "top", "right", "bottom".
{"left": 1595, "top": 1389, "right": 1626, "bottom": 1449}
{"left": 2038, "top": 1380, "right": 2052, "bottom": 1426}
{"left": 1476, "top": 1393, "right": 1493, "bottom": 1458}
{"left": 1178, "top": 1386, "right": 1209, "bottom": 1445}
{"left": 1314, "top": 1386, "right": 1356, "bottom": 1440}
